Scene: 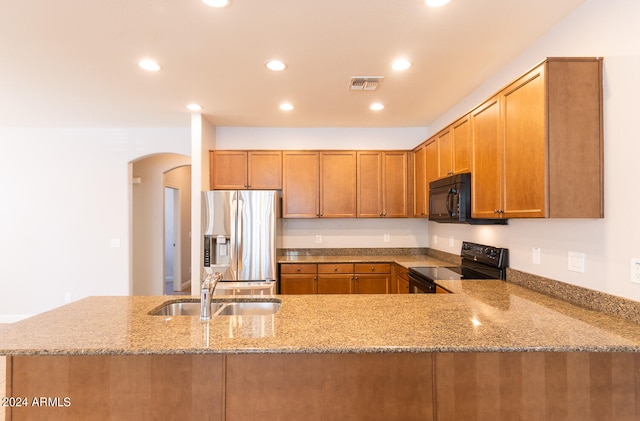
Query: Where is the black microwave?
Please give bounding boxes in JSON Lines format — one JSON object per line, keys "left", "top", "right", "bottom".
{"left": 428, "top": 173, "right": 507, "bottom": 225}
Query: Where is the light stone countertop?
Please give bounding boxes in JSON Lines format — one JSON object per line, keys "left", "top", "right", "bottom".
{"left": 2, "top": 280, "right": 640, "bottom": 356}
{"left": 278, "top": 254, "right": 454, "bottom": 268}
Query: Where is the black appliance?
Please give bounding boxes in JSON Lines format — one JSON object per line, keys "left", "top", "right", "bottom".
{"left": 408, "top": 241, "right": 509, "bottom": 294}
{"left": 428, "top": 173, "right": 507, "bottom": 225}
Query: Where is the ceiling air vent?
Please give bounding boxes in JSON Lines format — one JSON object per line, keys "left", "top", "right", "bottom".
{"left": 349, "top": 76, "right": 384, "bottom": 91}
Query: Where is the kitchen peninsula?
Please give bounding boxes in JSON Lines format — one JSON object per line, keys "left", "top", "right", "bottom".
{"left": 3, "top": 271, "right": 640, "bottom": 420}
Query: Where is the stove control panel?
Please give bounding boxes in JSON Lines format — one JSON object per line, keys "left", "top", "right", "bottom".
{"left": 461, "top": 241, "right": 508, "bottom": 269}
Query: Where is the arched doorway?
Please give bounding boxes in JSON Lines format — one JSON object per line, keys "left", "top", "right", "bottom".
{"left": 131, "top": 153, "right": 191, "bottom": 296}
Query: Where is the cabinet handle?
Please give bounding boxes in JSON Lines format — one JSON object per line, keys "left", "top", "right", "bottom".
{"left": 371, "top": 266, "right": 375, "bottom": 272}
{"left": 333, "top": 267, "right": 338, "bottom": 272}
{"left": 296, "top": 267, "right": 301, "bottom": 272}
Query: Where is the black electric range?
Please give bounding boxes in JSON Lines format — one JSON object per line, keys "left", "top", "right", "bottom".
{"left": 408, "top": 241, "right": 509, "bottom": 293}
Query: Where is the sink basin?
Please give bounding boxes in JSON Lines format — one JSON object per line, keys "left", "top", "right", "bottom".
{"left": 215, "top": 301, "right": 281, "bottom": 316}
{"left": 149, "top": 299, "right": 281, "bottom": 317}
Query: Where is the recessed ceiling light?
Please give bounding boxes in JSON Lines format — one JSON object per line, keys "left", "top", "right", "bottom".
{"left": 279, "top": 103, "right": 294, "bottom": 111}
{"left": 202, "top": 0, "right": 230, "bottom": 7}
{"left": 138, "top": 59, "right": 160, "bottom": 72}
{"left": 266, "top": 60, "right": 287, "bottom": 71}
{"left": 391, "top": 59, "right": 412, "bottom": 71}
{"left": 186, "top": 103, "right": 202, "bottom": 111}
{"left": 425, "top": 0, "right": 450, "bottom": 7}
{"left": 370, "top": 103, "right": 384, "bottom": 111}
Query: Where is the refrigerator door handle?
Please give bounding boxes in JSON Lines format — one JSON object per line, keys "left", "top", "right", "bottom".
{"left": 234, "top": 197, "right": 243, "bottom": 280}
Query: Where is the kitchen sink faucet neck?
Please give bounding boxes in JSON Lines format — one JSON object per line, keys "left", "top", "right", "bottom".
{"left": 200, "top": 272, "right": 223, "bottom": 321}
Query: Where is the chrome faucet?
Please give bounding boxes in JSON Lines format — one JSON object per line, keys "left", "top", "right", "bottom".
{"left": 200, "top": 272, "right": 223, "bottom": 321}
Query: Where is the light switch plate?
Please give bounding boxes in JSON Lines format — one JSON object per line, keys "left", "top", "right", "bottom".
{"left": 568, "top": 251, "right": 585, "bottom": 273}
{"left": 532, "top": 247, "right": 541, "bottom": 265}
{"left": 631, "top": 258, "right": 640, "bottom": 284}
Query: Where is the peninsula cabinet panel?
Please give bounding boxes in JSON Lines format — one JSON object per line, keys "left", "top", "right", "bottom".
{"left": 8, "top": 355, "right": 225, "bottom": 421}
{"left": 434, "top": 352, "right": 640, "bottom": 421}
{"left": 210, "top": 150, "right": 282, "bottom": 190}
{"left": 282, "top": 151, "right": 320, "bottom": 218}
{"left": 225, "top": 353, "right": 434, "bottom": 421}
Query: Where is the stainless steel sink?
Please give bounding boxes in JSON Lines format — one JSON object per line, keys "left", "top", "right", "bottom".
{"left": 149, "top": 299, "right": 281, "bottom": 317}
{"left": 215, "top": 301, "right": 281, "bottom": 316}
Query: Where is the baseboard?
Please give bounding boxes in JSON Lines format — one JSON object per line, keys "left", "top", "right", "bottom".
{"left": 0, "top": 314, "right": 33, "bottom": 323}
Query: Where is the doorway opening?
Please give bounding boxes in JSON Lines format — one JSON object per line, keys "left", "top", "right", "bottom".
{"left": 164, "top": 186, "right": 181, "bottom": 294}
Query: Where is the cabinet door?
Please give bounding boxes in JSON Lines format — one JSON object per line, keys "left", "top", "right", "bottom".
{"left": 437, "top": 128, "right": 453, "bottom": 178}
{"left": 382, "top": 151, "right": 409, "bottom": 217}
{"left": 451, "top": 114, "right": 472, "bottom": 174}
{"left": 502, "top": 65, "right": 546, "bottom": 218}
{"left": 248, "top": 151, "right": 282, "bottom": 190}
{"left": 356, "top": 151, "right": 383, "bottom": 217}
{"left": 280, "top": 275, "right": 317, "bottom": 294}
{"left": 471, "top": 96, "right": 503, "bottom": 219}
{"left": 320, "top": 151, "right": 357, "bottom": 218}
{"left": 283, "top": 151, "right": 319, "bottom": 218}
{"left": 317, "top": 275, "right": 353, "bottom": 294}
{"left": 210, "top": 150, "right": 248, "bottom": 189}
{"left": 412, "top": 145, "right": 427, "bottom": 217}
{"left": 354, "top": 274, "right": 390, "bottom": 294}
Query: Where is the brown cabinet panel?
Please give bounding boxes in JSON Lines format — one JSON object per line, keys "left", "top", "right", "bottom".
{"left": 434, "top": 352, "right": 640, "bottom": 421}
{"left": 317, "top": 274, "right": 353, "bottom": 294}
{"left": 354, "top": 263, "right": 391, "bottom": 273}
{"left": 225, "top": 353, "right": 434, "bottom": 421}
{"left": 471, "top": 96, "right": 503, "bottom": 219}
{"left": 280, "top": 275, "right": 317, "bottom": 294}
{"left": 356, "top": 151, "right": 383, "bottom": 217}
{"left": 382, "top": 151, "right": 409, "bottom": 217}
{"left": 354, "top": 274, "right": 390, "bottom": 294}
{"left": 210, "top": 150, "right": 248, "bottom": 190}
{"left": 317, "top": 263, "right": 354, "bottom": 274}
{"left": 394, "top": 264, "right": 410, "bottom": 294}
{"left": 280, "top": 263, "right": 317, "bottom": 274}
{"left": 412, "top": 145, "right": 427, "bottom": 217}
{"left": 282, "top": 151, "right": 320, "bottom": 218}
{"left": 247, "top": 150, "right": 282, "bottom": 189}
{"left": 320, "top": 151, "right": 357, "bottom": 218}
{"left": 437, "top": 128, "right": 453, "bottom": 178}
{"left": 451, "top": 114, "right": 472, "bottom": 174}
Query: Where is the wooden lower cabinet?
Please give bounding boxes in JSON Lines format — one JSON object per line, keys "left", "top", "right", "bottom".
{"left": 394, "top": 264, "right": 410, "bottom": 294}
{"left": 7, "top": 352, "right": 640, "bottom": 421}
{"left": 354, "top": 263, "right": 391, "bottom": 294}
{"left": 280, "top": 263, "right": 317, "bottom": 294}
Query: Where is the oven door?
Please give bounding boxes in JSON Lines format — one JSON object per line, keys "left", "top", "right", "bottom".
{"left": 407, "top": 271, "right": 436, "bottom": 294}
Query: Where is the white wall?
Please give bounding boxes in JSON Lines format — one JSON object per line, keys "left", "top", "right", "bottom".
{"left": 215, "top": 127, "right": 430, "bottom": 249}
{"left": 427, "top": 0, "right": 640, "bottom": 301}
{"left": 0, "top": 127, "right": 190, "bottom": 321}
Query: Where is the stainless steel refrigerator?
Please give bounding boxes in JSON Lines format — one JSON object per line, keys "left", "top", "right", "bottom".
{"left": 202, "top": 190, "right": 280, "bottom": 295}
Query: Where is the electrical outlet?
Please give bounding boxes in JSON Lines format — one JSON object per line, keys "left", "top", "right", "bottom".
{"left": 532, "top": 247, "right": 541, "bottom": 265}
{"left": 383, "top": 234, "right": 390, "bottom": 243}
{"left": 568, "top": 251, "right": 585, "bottom": 273}
{"left": 631, "top": 258, "right": 640, "bottom": 284}
{"left": 432, "top": 235, "right": 437, "bottom": 245}
{"left": 315, "top": 235, "right": 322, "bottom": 244}
{"left": 449, "top": 236, "right": 454, "bottom": 247}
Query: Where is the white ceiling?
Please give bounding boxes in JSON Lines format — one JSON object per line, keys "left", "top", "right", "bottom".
{"left": 0, "top": 0, "right": 585, "bottom": 128}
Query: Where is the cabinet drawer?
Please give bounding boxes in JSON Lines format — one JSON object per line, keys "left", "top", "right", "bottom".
{"left": 317, "top": 263, "right": 354, "bottom": 274}
{"left": 354, "top": 263, "right": 391, "bottom": 274}
{"left": 395, "top": 265, "right": 409, "bottom": 281}
{"left": 280, "top": 263, "right": 317, "bottom": 274}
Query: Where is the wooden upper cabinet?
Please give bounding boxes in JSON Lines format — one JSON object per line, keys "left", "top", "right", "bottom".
{"left": 320, "top": 151, "right": 357, "bottom": 218}
{"left": 282, "top": 151, "right": 320, "bottom": 218}
{"left": 471, "top": 95, "right": 502, "bottom": 219}
{"left": 282, "top": 151, "right": 356, "bottom": 218}
{"left": 247, "top": 151, "right": 282, "bottom": 189}
{"left": 472, "top": 58, "right": 603, "bottom": 219}
{"left": 357, "top": 151, "right": 409, "bottom": 218}
{"left": 210, "top": 150, "right": 247, "bottom": 189}
{"left": 451, "top": 114, "right": 472, "bottom": 174}
{"left": 210, "top": 150, "right": 282, "bottom": 190}
{"left": 437, "top": 128, "right": 453, "bottom": 178}
{"left": 412, "top": 145, "right": 427, "bottom": 217}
